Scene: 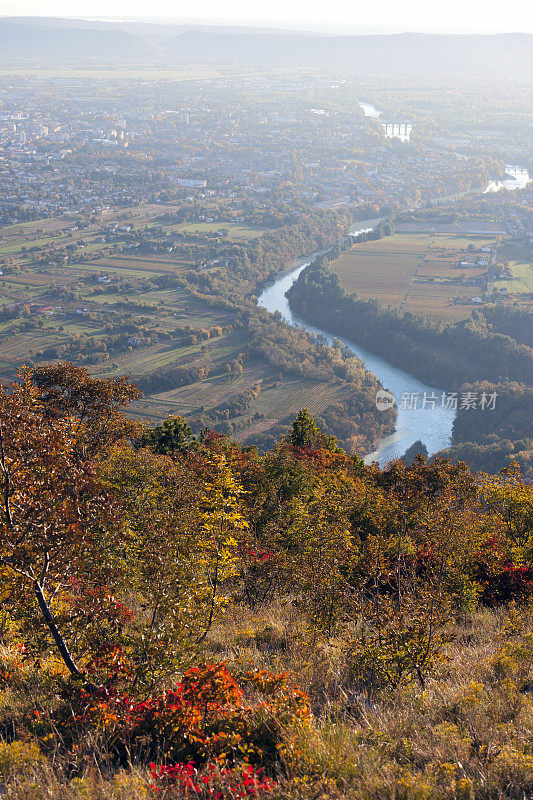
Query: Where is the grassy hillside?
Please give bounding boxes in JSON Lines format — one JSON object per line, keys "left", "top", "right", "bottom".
{"left": 0, "top": 368, "right": 532, "bottom": 799}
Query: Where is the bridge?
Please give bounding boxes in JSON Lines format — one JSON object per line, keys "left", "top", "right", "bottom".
{"left": 381, "top": 122, "right": 412, "bottom": 137}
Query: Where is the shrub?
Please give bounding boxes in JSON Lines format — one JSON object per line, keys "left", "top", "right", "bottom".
{"left": 0, "top": 740, "right": 43, "bottom": 781}
{"left": 149, "top": 761, "right": 276, "bottom": 798}
{"left": 90, "top": 664, "right": 310, "bottom": 768}
{"left": 480, "top": 566, "right": 533, "bottom": 606}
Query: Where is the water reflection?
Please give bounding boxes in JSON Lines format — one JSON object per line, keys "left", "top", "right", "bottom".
{"left": 484, "top": 166, "right": 531, "bottom": 193}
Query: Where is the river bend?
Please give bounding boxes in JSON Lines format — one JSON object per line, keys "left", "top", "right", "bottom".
{"left": 257, "top": 223, "right": 456, "bottom": 466}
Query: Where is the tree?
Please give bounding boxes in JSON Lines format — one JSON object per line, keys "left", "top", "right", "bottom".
{"left": 0, "top": 366, "right": 140, "bottom": 690}
{"left": 289, "top": 409, "right": 338, "bottom": 451}
{"left": 479, "top": 464, "right": 533, "bottom": 558}
{"left": 140, "top": 415, "right": 197, "bottom": 455}
{"left": 31, "top": 362, "right": 140, "bottom": 458}
{"left": 100, "top": 448, "right": 250, "bottom": 687}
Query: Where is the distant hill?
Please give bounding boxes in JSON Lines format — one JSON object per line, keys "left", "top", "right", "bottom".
{"left": 0, "top": 19, "right": 153, "bottom": 59}
{"left": 162, "top": 30, "right": 533, "bottom": 77}
{"left": 0, "top": 17, "right": 531, "bottom": 78}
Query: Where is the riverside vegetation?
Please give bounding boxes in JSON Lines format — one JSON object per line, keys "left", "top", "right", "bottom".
{"left": 1, "top": 364, "right": 533, "bottom": 798}
{"left": 0, "top": 203, "right": 395, "bottom": 456}
{"left": 288, "top": 255, "right": 533, "bottom": 476}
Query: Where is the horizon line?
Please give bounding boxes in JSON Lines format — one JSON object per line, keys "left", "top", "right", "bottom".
{"left": 0, "top": 14, "right": 530, "bottom": 36}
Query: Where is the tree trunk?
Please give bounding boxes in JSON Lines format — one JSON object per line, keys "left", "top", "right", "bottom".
{"left": 34, "top": 580, "right": 101, "bottom": 694}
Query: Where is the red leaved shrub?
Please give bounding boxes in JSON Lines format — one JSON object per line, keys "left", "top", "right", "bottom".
{"left": 150, "top": 761, "right": 276, "bottom": 798}
{"left": 89, "top": 663, "right": 310, "bottom": 768}
{"left": 481, "top": 565, "right": 533, "bottom": 606}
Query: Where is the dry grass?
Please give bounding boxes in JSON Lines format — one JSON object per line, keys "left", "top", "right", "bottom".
{"left": 2, "top": 604, "right": 533, "bottom": 798}
{"left": 203, "top": 604, "right": 533, "bottom": 799}
{"left": 401, "top": 283, "right": 479, "bottom": 321}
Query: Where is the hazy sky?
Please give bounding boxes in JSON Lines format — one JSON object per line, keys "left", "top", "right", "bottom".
{"left": 2, "top": 0, "right": 533, "bottom": 34}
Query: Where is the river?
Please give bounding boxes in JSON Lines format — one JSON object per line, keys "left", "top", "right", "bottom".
{"left": 360, "top": 99, "right": 531, "bottom": 187}
{"left": 257, "top": 222, "right": 456, "bottom": 466}
{"left": 258, "top": 151, "right": 531, "bottom": 464}
{"left": 484, "top": 166, "right": 531, "bottom": 193}
{"left": 359, "top": 100, "right": 412, "bottom": 142}
{"left": 287, "top": 106, "right": 533, "bottom": 461}
{"left": 359, "top": 101, "right": 381, "bottom": 119}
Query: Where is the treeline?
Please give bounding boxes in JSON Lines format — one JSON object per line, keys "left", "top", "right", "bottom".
{"left": 479, "top": 304, "right": 533, "bottom": 349}
{"left": 187, "top": 384, "right": 263, "bottom": 436}
{"left": 351, "top": 218, "right": 394, "bottom": 243}
{"left": 244, "top": 310, "right": 395, "bottom": 451}
{"left": 288, "top": 258, "right": 533, "bottom": 388}
{"left": 33, "top": 319, "right": 242, "bottom": 367}
{"left": 135, "top": 362, "right": 212, "bottom": 394}
{"left": 179, "top": 206, "right": 357, "bottom": 308}
{"left": 248, "top": 310, "right": 364, "bottom": 383}
{"left": 154, "top": 204, "right": 297, "bottom": 229}
{"left": 438, "top": 438, "right": 532, "bottom": 476}
{"left": 433, "top": 381, "right": 533, "bottom": 475}
{"left": 288, "top": 259, "right": 533, "bottom": 473}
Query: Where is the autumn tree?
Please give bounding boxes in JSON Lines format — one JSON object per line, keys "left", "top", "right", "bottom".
{"left": 0, "top": 365, "right": 140, "bottom": 689}
{"left": 479, "top": 463, "right": 533, "bottom": 559}
{"left": 99, "top": 445, "right": 250, "bottom": 688}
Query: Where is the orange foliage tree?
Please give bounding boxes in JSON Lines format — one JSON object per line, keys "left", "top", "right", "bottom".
{"left": 0, "top": 365, "right": 140, "bottom": 689}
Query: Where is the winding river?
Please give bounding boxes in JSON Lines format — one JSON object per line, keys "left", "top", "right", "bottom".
{"left": 257, "top": 222, "right": 456, "bottom": 465}
{"left": 258, "top": 142, "right": 531, "bottom": 464}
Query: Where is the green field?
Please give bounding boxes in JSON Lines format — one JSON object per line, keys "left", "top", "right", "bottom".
{"left": 494, "top": 260, "right": 533, "bottom": 294}
{"left": 177, "top": 222, "right": 266, "bottom": 240}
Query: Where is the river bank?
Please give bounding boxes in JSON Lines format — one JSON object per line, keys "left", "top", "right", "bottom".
{"left": 257, "top": 222, "right": 456, "bottom": 465}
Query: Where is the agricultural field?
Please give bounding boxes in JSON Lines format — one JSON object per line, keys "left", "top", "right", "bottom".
{"left": 119, "top": 337, "right": 347, "bottom": 434}
{"left": 330, "top": 233, "right": 431, "bottom": 305}
{"left": 494, "top": 259, "right": 533, "bottom": 295}
{"left": 0, "top": 217, "right": 82, "bottom": 238}
{"left": 401, "top": 283, "right": 483, "bottom": 321}
{"left": 87, "top": 253, "right": 194, "bottom": 275}
{"left": 418, "top": 259, "right": 485, "bottom": 280}
{"left": 396, "top": 221, "right": 506, "bottom": 235}
{"left": 430, "top": 234, "right": 497, "bottom": 248}
{"left": 0, "top": 205, "right": 375, "bottom": 442}
{"left": 0, "top": 204, "right": 181, "bottom": 257}
{"left": 176, "top": 222, "right": 266, "bottom": 240}
{"left": 329, "top": 232, "right": 502, "bottom": 321}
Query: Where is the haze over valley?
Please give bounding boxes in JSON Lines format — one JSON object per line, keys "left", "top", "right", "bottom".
{"left": 0, "top": 13, "right": 532, "bottom": 800}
